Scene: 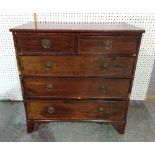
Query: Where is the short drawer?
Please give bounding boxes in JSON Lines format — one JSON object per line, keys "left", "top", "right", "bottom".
{"left": 23, "top": 78, "right": 130, "bottom": 99}
{"left": 79, "top": 35, "right": 138, "bottom": 54}
{"left": 26, "top": 100, "right": 127, "bottom": 121}
{"left": 21, "top": 56, "right": 134, "bottom": 77}
{"left": 16, "top": 33, "right": 76, "bottom": 54}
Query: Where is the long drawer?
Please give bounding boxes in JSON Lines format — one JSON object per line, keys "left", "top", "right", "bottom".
{"left": 20, "top": 56, "right": 134, "bottom": 77}
{"left": 16, "top": 33, "right": 76, "bottom": 54}
{"left": 79, "top": 35, "right": 138, "bottom": 54}
{"left": 23, "top": 78, "right": 130, "bottom": 99}
{"left": 26, "top": 100, "right": 127, "bottom": 121}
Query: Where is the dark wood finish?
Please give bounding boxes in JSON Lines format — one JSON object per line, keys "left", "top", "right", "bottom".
{"left": 27, "top": 100, "right": 127, "bottom": 121}
{"left": 20, "top": 56, "right": 134, "bottom": 77}
{"left": 129, "top": 34, "right": 143, "bottom": 93}
{"left": 27, "top": 120, "right": 35, "bottom": 133}
{"left": 16, "top": 33, "right": 76, "bottom": 54}
{"left": 23, "top": 78, "right": 130, "bottom": 99}
{"left": 9, "top": 22, "right": 145, "bottom": 33}
{"left": 111, "top": 122, "right": 126, "bottom": 134}
{"left": 10, "top": 22, "right": 144, "bottom": 134}
{"left": 79, "top": 36, "right": 138, "bottom": 54}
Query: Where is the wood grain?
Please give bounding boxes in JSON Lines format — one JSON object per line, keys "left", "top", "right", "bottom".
{"left": 16, "top": 33, "right": 76, "bottom": 54}
{"left": 20, "top": 55, "right": 134, "bottom": 77}
{"left": 27, "top": 100, "right": 127, "bottom": 121}
{"left": 79, "top": 36, "right": 138, "bottom": 54}
{"left": 23, "top": 77, "right": 130, "bottom": 99}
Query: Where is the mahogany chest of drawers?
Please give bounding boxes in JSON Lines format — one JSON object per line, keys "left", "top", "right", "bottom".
{"left": 10, "top": 22, "right": 144, "bottom": 134}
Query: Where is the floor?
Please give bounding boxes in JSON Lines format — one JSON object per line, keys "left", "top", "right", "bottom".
{"left": 0, "top": 100, "right": 154, "bottom": 142}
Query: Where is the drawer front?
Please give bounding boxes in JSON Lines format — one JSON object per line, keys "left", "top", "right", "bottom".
{"left": 21, "top": 56, "right": 134, "bottom": 77}
{"left": 26, "top": 100, "right": 127, "bottom": 121}
{"left": 79, "top": 36, "right": 138, "bottom": 54}
{"left": 23, "top": 78, "right": 130, "bottom": 99}
{"left": 16, "top": 33, "right": 76, "bottom": 54}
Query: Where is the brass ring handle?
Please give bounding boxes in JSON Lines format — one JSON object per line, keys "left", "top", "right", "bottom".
{"left": 47, "top": 107, "right": 55, "bottom": 114}
{"left": 104, "top": 40, "right": 112, "bottom": 50}
{"left": 73, "top": 71, "right": 79, "bottom": 75}
{"left": 42, "top": 39, "right": 51, "bottom": 49}
{"left": 99, "top": 86, "right": 107, "bottom": 93}
{"left": 100, "top": 63, "right": 109, "bottom": 70}
{"left": 98, "top": 107, "right": 104, "bottom": 112}
{"left": 44, "top": 62, "right": 53, "bottom": 70}
{"left": 46, "top": 84, "right": 53, "bottom": 92}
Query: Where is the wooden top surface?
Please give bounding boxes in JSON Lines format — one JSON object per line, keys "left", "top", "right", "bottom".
{"left": 10, "top": 22, "right": 145, "bottom": 33}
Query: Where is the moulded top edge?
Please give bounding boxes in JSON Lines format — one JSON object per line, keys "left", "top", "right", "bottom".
{"left": 9, "top": 22, "right": 145, "bottom": 33}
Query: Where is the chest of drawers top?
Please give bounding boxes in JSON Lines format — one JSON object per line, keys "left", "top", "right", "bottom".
{"left": 10, "top": 22, "right": 144, "bottom": 33}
